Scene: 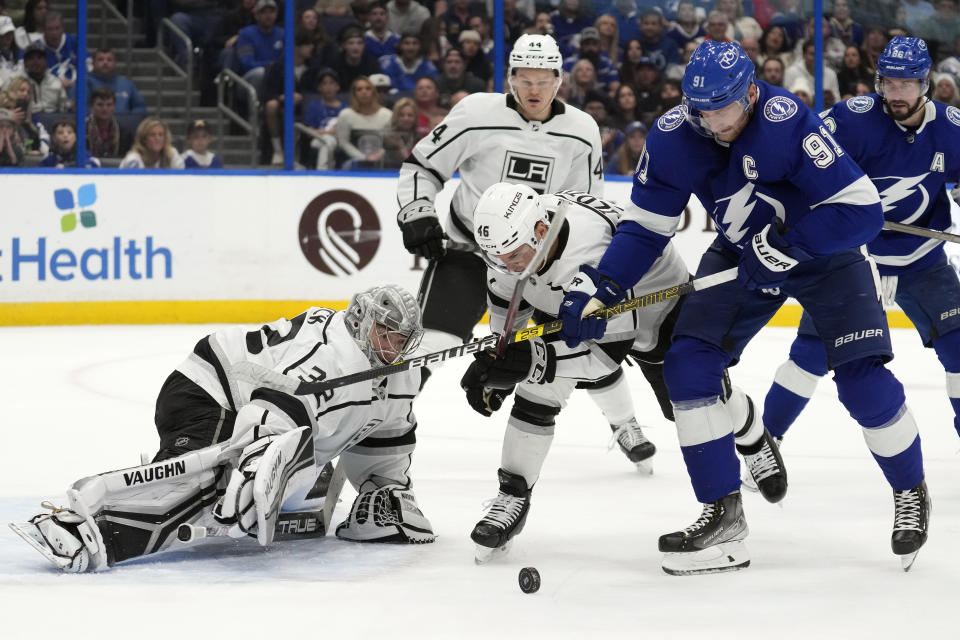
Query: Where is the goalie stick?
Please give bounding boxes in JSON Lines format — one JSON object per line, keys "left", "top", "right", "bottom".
{"left": 176, "top": 459, "right": 347, "bottom": 543}
{"left": 232, "top": 266, "right": 740, "bottom": 396}
{"left": 883, "top": 220, "right": 960, "bottom": 244}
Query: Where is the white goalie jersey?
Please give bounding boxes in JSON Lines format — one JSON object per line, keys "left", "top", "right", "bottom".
{"left": 487, "top": 191, "right": 689, "bottom": 382}
{"left": 398, "top": 93, "right": 605, "bottom": 245}
{"left": 176, "top": 308, "right": 422, "bottom": 472}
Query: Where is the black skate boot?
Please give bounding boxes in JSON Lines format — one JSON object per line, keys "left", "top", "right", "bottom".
{"left": 471, "top": 468, "right": 531, "bottom": 564}
{"left": 737, "top": 423, "right": 788, "bottom": 504}
{"left": 892, "top": 481, "right": 931, "bottom": 572}
{"left": 658, "top": 492, "right": 750, "bottom": 575}
{"left": 610, "top": 419, "right": 657, "bottom": 474}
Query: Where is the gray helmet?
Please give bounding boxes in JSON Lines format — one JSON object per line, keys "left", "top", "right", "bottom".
{"left": 344, "top": 285, "right": 423, "bottom": 366}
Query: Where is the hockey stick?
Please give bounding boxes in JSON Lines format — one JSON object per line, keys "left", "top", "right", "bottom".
{"left": 231, "top": 266, "right": 739, "bottom": 396}
{"left": 176, "top": 460, "right": 347, "bottom": 543}
{"left": 883, "top": 220, "right": 960, "bottom": 244}
{"left": 495, "top": 200, "right": 571, "bottom": 355}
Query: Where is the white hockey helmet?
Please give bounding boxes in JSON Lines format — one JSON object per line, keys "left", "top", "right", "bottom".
{"left": 473, "top": 182, "right": 550, "bottom": 274}
{"left": 509, "top": 34, "right": 563, "bottom": 74}
{"left": 344, "top": 285, "right": 423, "bottom": 366}
{"left": 508, "top": 34, "right": 564, "bottom": 104}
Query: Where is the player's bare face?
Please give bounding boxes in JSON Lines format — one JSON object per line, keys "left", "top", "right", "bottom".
{"left": 493, "top": 243, "right": 537, "bottom": 273}
{"left": 511, "top": 68, "right": 559, "bottom": 121}
{"left": 369, "top": 323, "right": 410, "bottom": 364}
{"left": 700, "top": 101, "right": 750, "bottom": 142}
{"left": 882, "top": 77, "right": 924, "bottom": 123}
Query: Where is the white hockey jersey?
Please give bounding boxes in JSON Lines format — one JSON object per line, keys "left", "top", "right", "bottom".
{"left": 486, "top": 191, "right": 689, "bottom": 382}
{"left": 398, "top": 93, "right": 605, "bottom": 245}
{"left": 175, "top": 308, "right": 422, "bottom": 467}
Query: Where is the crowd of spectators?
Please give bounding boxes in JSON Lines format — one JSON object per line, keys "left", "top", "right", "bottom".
{"left": 2, "top": 1, "right": 960, "bottom": 171}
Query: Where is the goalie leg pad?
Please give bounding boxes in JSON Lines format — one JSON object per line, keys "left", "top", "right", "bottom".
{"left": 336, "top": 484, "right": 436, "bottom": 544}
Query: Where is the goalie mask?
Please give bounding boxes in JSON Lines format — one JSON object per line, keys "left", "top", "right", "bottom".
{"left": 345, "top": 285, "right": 423, "bottom": 366}
{"left": 474, "top": 182, "right": 550, "bottom": 275}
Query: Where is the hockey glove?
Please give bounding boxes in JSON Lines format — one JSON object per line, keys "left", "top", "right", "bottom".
{"left": 464, "top": 384, "right": 515, "bottom": 417}
{"left": 213, "top": 426, "right": 315, "bottom": 546}
{"left": 398, "top": 200, "right": 446, "bottom": 260}
{"left": 558, "top": 264, "right": 625, "bottom": 348}
{"left": 737, "top": 224, "right": 812, "bottom": 291}
{"left": 460, "top": 338, "right": 557, "bottom": 392}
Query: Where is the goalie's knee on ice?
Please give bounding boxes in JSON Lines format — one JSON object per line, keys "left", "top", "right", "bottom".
{"left": 834, "top": 357, "right": 905, "bottom": 428}
{"left": 664, "top": 338, "right": 731, "bottom": 403}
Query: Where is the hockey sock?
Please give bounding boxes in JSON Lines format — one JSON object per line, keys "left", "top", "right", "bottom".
{"left": 674, "top": 398, "right": 740, "bottom": 503}
{"left": 501, "top": 396, "right": 559, "bottom": 486}
{"left": 835, "top": 358, "right": 923, "bottom": 491}
{"left": 585, "top": 368, "right": 635, "bottom": 426}
{"left": 933, "top": 330, "right": 960, "bottom": 437}
{"left": 763, "top": 335, "right": 828, "bottom": 438}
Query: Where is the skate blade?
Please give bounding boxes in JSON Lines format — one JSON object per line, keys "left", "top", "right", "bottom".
{"left": 474, "top": 541, "right": 512, "bottom": 565}
{"left": 900, "top": 551, "right": 920, "bottom": 572}
{"left": 8, "top": 522, "right": 72, "bottom": 570}
{"left": 634, "top": 460, "right": 654, "bottom": 475}
{"left": 662, "top": 540, "right": 750, "bottom": 576}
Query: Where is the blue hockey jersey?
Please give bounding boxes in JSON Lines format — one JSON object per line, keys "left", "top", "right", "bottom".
{"left": 598, "top": 80, "right": 883, "bottom": 287}
{"left": 823, "top": 95, "right": 960, "bottom": 275}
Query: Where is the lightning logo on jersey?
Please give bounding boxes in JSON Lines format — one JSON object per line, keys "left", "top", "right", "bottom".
{"left": 714, "top": 182, "right": 787, "bottom": 246}
{"left": 874, "top": 174, "right": 930, "bottom": 224}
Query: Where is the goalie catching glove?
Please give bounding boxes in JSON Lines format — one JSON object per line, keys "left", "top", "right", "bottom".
{"left": 336, "top": 483, "right": 436, "bottom": 543}
{"left": 213, "top": 425, "right": 315, "bottom": 546}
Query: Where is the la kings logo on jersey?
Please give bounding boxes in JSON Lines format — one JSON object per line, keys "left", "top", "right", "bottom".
{"left": 501, "top": 151, "right": 554, "bottom": 193}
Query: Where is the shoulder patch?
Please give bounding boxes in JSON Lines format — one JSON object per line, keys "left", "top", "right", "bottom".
{"left": 946, "top": 105, "right": 960, "bottom": 127}
{"left": 846, "top": 95, "right": 875, "bottom": 113}
{"left": 657, "top": 105, "right": 688, "bottom": 132}
{"left": 763, "top": 96, "right": 798, "bottom": 122}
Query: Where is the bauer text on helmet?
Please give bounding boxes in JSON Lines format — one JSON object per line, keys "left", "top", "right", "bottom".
{"left": 876, "top": 36, "right": 931, "bottom": 123}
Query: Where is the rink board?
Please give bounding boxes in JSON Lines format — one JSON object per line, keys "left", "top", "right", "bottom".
{"left": 0, "top": 172, "right": 910, "bottom": 327}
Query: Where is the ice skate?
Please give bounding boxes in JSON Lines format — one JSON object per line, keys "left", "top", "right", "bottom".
{"left": 609, "top": 418, "right": 656, "bottom": 475}
{"left": 892, "top": 481, "right": 930, "bottom": 572}
{"left": 737, "top": 430, "right": 787, "bottom": 503}
{"left": 740, "top": 436, "right": 782, "bottom": 494}
{"left": 471, "top": 468, "right": 531, "bottom": 564}
{"left": 659, "top": 492, "right": 750, "bottom": 575}
{"left": 9, "top": 502, "right": 108, "bottom": 573}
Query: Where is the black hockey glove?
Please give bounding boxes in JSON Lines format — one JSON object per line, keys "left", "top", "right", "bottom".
{"left": 460, "top": 338, "right": 557, "bottom": 392}
{"left": 463, "top": 384, "right": 515, "bottom": 417}
{"left": 398, "top": 201, "right": 446, "bottom": 260}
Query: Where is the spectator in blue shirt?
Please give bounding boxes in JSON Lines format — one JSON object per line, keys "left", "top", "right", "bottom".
{"left": 40, "top": 11, "right": 77, "bottom": 88}
{"left": 606, "top": 0, "right": 642, "bottom": 47}
{"left": 365, "top": 2, "right": 400, "bottom": 60}
{"left": 303, "top": 68, "right": 346, "bottom": 170}
{"left": 379, "top": 32, "right": 437, "bottom": 93}
{"left": 638, "top": 7, "right": 681, "bottom": 71}
{"left": 563, "top": 26, "right": 620, "bottom": 96}
{"left": 180, "top": 119, "right": 223, "bottom": 168}
{"left": 82, "top": 48, "right": 147, "bottom": 114}
{"left": 40, "top": 119, "right": 101, "bottom": 168}
{"left": 236, "top": 0, "right": 284, "bottom": 93}
{"left": 551, "top": 0, "right": 593, "bottom": 54}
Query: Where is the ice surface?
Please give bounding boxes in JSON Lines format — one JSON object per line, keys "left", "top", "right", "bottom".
{"left": 0, "top": 324, "right": 955, "bottom": 639}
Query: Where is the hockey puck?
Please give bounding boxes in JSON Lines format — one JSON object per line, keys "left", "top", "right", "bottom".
{"left": 518, "top": 567, "right": 540, "bottom": 594}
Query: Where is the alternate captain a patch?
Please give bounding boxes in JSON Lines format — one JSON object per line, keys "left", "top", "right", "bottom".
{"left": 501, "top": 150, "right": 555, "bottom": 194}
